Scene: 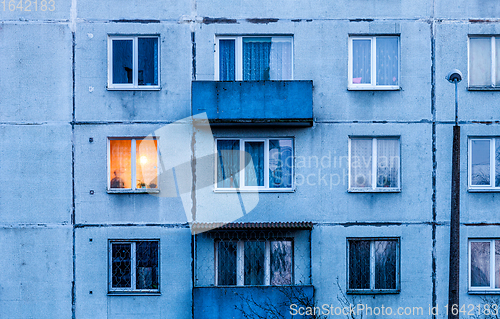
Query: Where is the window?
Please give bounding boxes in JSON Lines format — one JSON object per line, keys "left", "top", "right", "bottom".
{"left": 469, "top": 239, "right": 500, "bottom": 292}
{"left": 468, "top": 138, "right": 500, "bottom": 190}
{"left": 348, "top": 238, "right": 400, "bottom": 293}
{"left": 215, "top": 36, "right": 293, "bottom": 81}
{"left": 108, "top": 137, "right": 159, "bottom": 192}
{"left": 348, "top": 137, "right": 400, "bottom": 192}
{"left": 348, "top": 36, "right": 400, "bottom": 90}
{"left": 109, "top": 240, "right": 159, "bottom": 293}
{"left": 216, "top": 238, "right": 293, "bottom": 286}
{"left": 469, "top": 36, "right": 500, "bottom": 88}
{"left": 216, "top": 138, "right": 293, "bottom": 191}
{"left": 108, "top": 36, "right": 159, "bottom": 90}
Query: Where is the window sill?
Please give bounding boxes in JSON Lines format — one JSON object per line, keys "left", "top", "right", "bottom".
{"left": 348, "top": 188, "right": 401, "bottom": 193}
{"left": 347, "top": 289, "right": 400, "bottom": 295}
{"left": 468, "top": 290, "right": 500, "bottom": 295}
{"left": 467, "top": 86, "right": 500, "bottom": 91}
{"left": 107, "top": 189, "right": 160, "bottom": 194}
{"left": 468, "top": 188, "right": 500, "bottom": 193}
{"left": 108, "top": 291, "right": 161, "bottom": 296}
{"left": 214, "top": 188, "right": 295, "bottom": 193}
{"left": 107, "top": 86, "right": 161, "bottom": 91}
{"left": 348, "top": 86, "right": 401, "bottom": 91}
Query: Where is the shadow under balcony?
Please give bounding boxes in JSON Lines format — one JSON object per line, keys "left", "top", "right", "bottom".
{"left": 192, "top": 81, "right": 313, "bottom": 126}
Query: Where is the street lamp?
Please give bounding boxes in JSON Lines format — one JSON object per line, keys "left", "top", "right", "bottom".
{"left": 446, "top": 69, "right": 462, "bottom": 319}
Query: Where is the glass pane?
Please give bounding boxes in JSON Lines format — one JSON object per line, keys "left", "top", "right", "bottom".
{"left": 244, "top": 241, "right": 265, "bottom": 285}
{"left": 136, "top": 241, "right": 159, "bottom": 290}
{"left": 245, "top": 142, "right": 264, "bottom": 187}
{"left": 471, "top": 140, "right": 491, "bottom": 186}
{"left": 350, "top": 139, "right": 372, "bottom": 188}
{"left": 496, "top": 38, "right": 500, "bottom": 86}
{"left": 269, "top": 139, "right": 293, "bottom": 188}
{"left": 217, "top": 140, "right": 240, "bottom": 188}
{"left": 377, "top": 139, "right": 399, "bottom": 188}
{"left": 470, "top": 38, "right": 492, "bottom": 86}
{"left": 376, "top": 37, "right": 399, "bottom": 86}
{"left": 496, "top": 139, "right": 500, "bottom": 187}
{"left": 112, "top": 40, "right": 133, "bottom": 84}
{"left": 270, "top": 241, "right": 292, "bottom": 285}
{"left": 110, "top": 140, "right": 132, "bottom": 189}
{"left": 219, "top": 40, "right": 235, "bottom": 81}
{"left": 218, "top": 241, "right": 237, "bottom": 286}
{"left": 136, "top": 139, "right": 158, "bottom": 189}
{"left": 112, "top": 243, "right": 132, "bottom": 288}
{"left": 269, "top": 38, "right": 292, "bottom": 80}
{"left": 496, "top": 241, "right": 500, "bottom": 288}
{"left": 471, "top": 241, "right": 490, "bottom": 287}
{"left": 352, "top": 39, "right": 371, "bottom": 84}
{"left": 243, "top": 37, "right": 272, "bottom": 80}
{"left": 138, "top": 38, "right": 158, "bottom": 86}
{"left": 375, "top": 241, "right": 397, "bottom": 289}
{"left": 349, "top": 240, "right": 371, "bottom": 289}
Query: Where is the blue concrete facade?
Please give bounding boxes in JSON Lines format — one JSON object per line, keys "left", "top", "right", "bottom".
{"left": 0, "top": 0, "right": 500, "bottom": 319}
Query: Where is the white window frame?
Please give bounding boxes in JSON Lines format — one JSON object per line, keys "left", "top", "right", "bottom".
{"left": 214, "top": 239, "right": 292, "bottom": 286}
{"left": 107, "top": 137, "right": 160, "bottom": 193}
{"left": 214, "top": 138, "right": 294, "bottom": 192}
{"left": 468, "top": 138, "right": 499, "bottom": 191}
{"left": 214, "top": 35, "right": 294, "bottom": 81}
{"left": 468, "top": 239, "right": 500, "bottom": 292}
{"left": 348, "top": 36, "right": 400, "bottom": 90}
{"left": 347, "top": 238, "right": 400, "bottom": 294}
{"left": 468, "top": 36, "right": 498, "bottom": 89}
{"left": 108, "top": 240, "right": 160, "bottom": 294}
{"left": 348, "top": 137, "right": 401, "bottom": 192}
{"left": 107, "top": 35, "right": 160, "bottom": 90}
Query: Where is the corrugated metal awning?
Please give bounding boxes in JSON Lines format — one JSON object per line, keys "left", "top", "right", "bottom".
{"left": 191, "top": 221, "right": 313, "bottom": 231}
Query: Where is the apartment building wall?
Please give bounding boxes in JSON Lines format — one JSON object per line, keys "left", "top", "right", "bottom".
{"left": 0, "top": 0, "right": 499, "bottom": 318}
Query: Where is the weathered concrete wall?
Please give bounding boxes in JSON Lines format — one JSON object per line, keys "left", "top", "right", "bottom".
{"left": 2, "top": 0, "right": 500, "bottom": 318}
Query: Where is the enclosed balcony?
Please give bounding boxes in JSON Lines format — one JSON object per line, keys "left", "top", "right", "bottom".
{"left": 191, "top": 81, "right": 313, "bottom": 126}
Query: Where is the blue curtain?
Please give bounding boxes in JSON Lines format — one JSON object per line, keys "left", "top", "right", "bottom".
{"left": 376, "top": 37, "right": 398, "bottom": 86}
{"left": 352, "top": 40, "right": 371, "bottom": 84}
{"left": 112, "top": 40, "right": 133, "bottom": 84}
{"left": 269, "top": 140, "right": 292, "bottom": 188}
{"left": 243, "top": 38, "right": 272, "bottom": 80}
{"left": 217, "top": 140, "right": 240, "bottom": 188}
{"left": 219, "top": 40, "right": 235, "bottom": 81}
{"left": 245, "top": 142, "right": 264, "bottom": 186}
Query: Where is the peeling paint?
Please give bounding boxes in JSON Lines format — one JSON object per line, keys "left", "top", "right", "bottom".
{"left": 110, "top": 19, "right": 160, "bottom": 23}
{"left": 246, "top": 18, "right": 279, "bottom": 24}
{"left": 202, "top": 17, "right": 237, "bottom": 24}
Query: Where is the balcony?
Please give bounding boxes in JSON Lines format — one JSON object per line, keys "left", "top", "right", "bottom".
{"left": 193, "top": 286, "right": 314, "bottom": 319}
{"left": 192, "top": 81, "right": 313, "bottom": 126}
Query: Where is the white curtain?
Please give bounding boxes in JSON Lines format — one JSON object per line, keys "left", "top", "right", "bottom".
{"left": 377, "top": 138, "right": 399, "bottom": 188}
{"left": 470, "top": 38, "right": 492, "bottom": 86}
{"left": 270, "top": 39, "right": 292, "bottom": 80}
{"left": 351, "top": 139, "right": 372, "bottom": 188}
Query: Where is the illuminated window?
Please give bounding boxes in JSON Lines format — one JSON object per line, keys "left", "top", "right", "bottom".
{"left": 108, "top": 35, "right": 160, "bottom": 90}
{"left": 108, "top": 138, "right": 159, "bottom": 192}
